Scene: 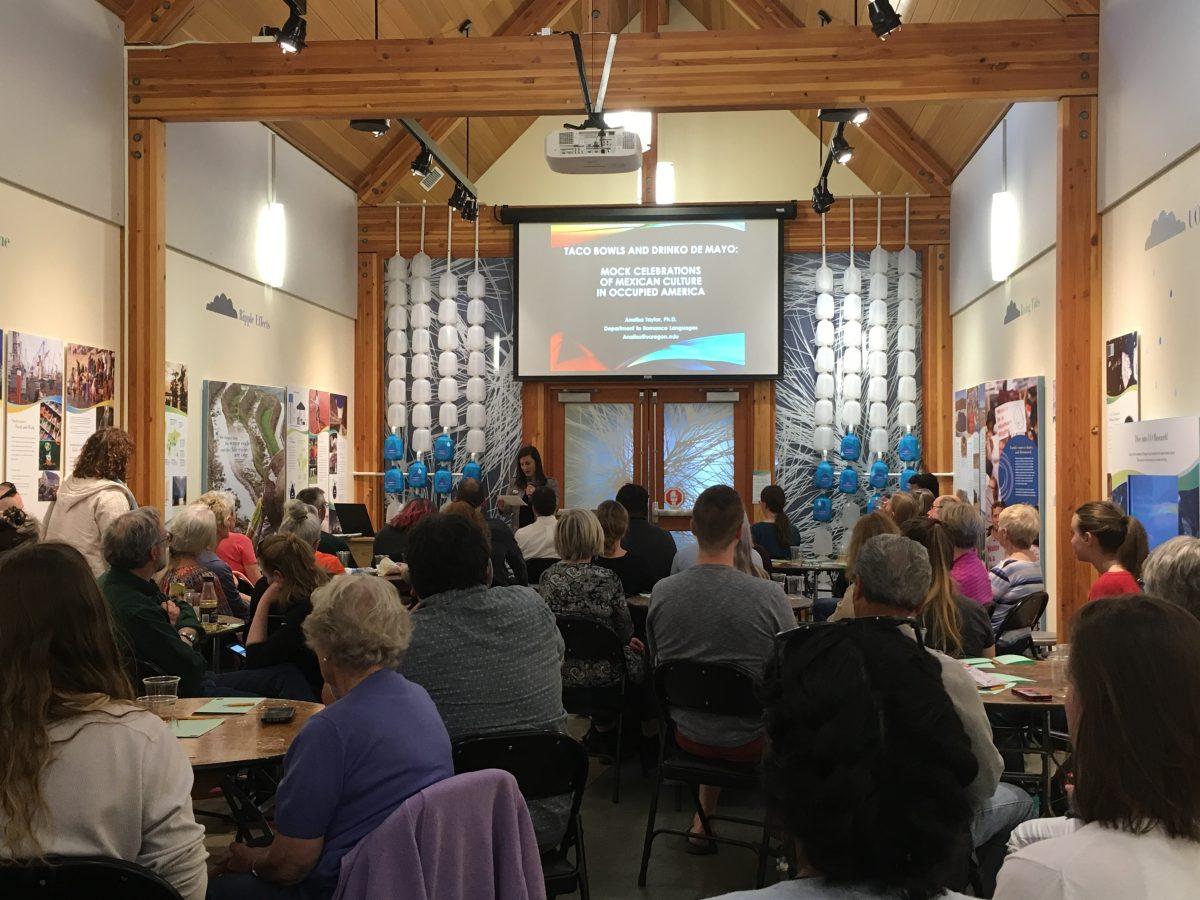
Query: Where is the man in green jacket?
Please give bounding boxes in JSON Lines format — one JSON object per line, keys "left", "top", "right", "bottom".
{"left": 100, "top": 507, "right": 311, "bottom": 699}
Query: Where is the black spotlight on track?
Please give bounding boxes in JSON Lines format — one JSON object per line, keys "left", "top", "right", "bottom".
{"left": 449, "top": 182, "right": 472, "bottom": 213}
{"left": 460, "top": 195, "right": 479, "bottom": 222}
{"left": 812, "top": 177, "right": 835, "bottom": 215}
{"left": 868, "top": 0, "right": 902, "bottom": 40}
{"left": 410, "top": 146, "right": 433, "bottom": 178}
{"left": 260, "top": 0, "right": 307, "bottom": 54}
{"left": 350, "top": 119, "right": 390, "bottom": 138}
{"left": 830, "top": 123, "right": 854, "bottom": 165}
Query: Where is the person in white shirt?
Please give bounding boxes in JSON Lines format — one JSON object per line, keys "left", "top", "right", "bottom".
{"left": 514, "top": 485, "right": 560, "bottom": 563}
{"left": 0, "top": 542, "right": 207, "bottom": 899}
{"left": 995, "top": 594, "right": 1200, "bottom": 900}
{"left": 711, "top": 618, "right": 977, "bottom": 899}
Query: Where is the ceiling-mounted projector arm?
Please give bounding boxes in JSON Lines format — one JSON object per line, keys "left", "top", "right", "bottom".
{"left": 563, "top": 31, "right": 619, "bottom": 132}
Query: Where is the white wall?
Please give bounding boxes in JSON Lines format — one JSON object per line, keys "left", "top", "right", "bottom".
{"left": 953, "top": 250, "right": 1058, "bottom": 627}
{"left": 950, "top": 103, "right": 1058, "bottom": 313}
{"left": 166, "top": 251, "right": 355, "bottom": 496}
{"left": 166, "top": 123, "right": 357, "bottom": 317}
{"left": 1100, "top": 0, "right": 1200, "bottom": 208}
{"left": 0, "top": 0, "right": 125, "bottom": 225}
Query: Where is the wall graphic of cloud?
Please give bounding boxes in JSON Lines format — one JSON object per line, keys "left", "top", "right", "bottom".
{"left": 1003, "top": 301, "right": 1021, "bottom": 325}
{"left": 1145, "top": 210, "right": 1186, "bottom": 251}
{"left": 205, "top": 293, "right": 237, "bottom": 318}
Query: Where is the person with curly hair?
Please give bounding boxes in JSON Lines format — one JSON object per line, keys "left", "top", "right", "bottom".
{"left": 43, "top": 427, "right": 137, "bottom": 575}
{"left": 713, "top": 618, "right": 979, "bottom": 898}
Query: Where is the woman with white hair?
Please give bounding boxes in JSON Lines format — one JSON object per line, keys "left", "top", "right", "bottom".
{"left": 279, "top": 500, "right": 345, "bottom": 575}
{"left": 208, "top": 576, "right": 453, "bottom": 899}
{"left": 1143, "top": 536, "right": 1200, "bottom": 622}
{"left": 192, "top": 492, "right": 250, "bottom": 612}
{"left": 989, "top": 504, "right": 1045, "bottom": 639}
{"left": 158, "top": 504, "right": 239, "bottom": 615}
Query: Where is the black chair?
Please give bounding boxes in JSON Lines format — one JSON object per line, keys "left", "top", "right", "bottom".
{"left": 0, "top": 856, "right": 183, "bottom": 899}
{"left": 453, "top": 731, "right": 590, "bottom": 900}
{"left": 994, "top": 591, "right": 1049, "bottom": 655}
{"left": 638, "top": 660, "right": 772, "bottom": 888}
{"left": 526, "top": 557, "right": 560, "bottom": 585}
{"left": 556, "top": 615, "right": 630, "bottom": 804}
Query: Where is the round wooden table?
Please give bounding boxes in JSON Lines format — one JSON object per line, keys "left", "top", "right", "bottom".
{"left": 202, "top": 615, "right": 243, "bottom": 674}
{"left": 173, "top": 698, "right": 322, "bottom": 771}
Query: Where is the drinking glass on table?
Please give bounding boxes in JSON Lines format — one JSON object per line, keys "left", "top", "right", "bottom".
{"left": 143, "top": 674, "right": 181, "bottom": 697}
{"left": 1048, "top": 645, "right": 1071, "bottom": 690}
{"left": 790, "top": 546, "right": 803, "bottom": 562}
{"left": 137, "top": 694, "right": 177, "bottom": 724}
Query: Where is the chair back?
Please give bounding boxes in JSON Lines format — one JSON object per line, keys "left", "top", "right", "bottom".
{"left": 0, "top": 857, "right": 183, "bottom": 899}
{"left": 526, "top": 557, "right": 558, "bottom": 585}
{"left": 654, "top": 660, "right": 761, "bottom": 719}
{"left": 999, "top": 591, "right": 1048, "bottom": 633}
{"left": 556, "top": 615, "right": 626, "bottom": 675}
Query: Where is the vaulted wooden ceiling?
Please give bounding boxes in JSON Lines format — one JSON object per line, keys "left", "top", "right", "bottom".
{"left": 110, "top": 0, "right": 1081, "bottom": 204}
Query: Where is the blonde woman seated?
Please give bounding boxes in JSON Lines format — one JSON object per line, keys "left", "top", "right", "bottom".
{"left": 0, "top": 543, "right": 207, "bottom": 898}
{"left": 828, "top": 512, "right": 900, "bottom": 622}
{"left": 279, "top": 500, "right": 346, "bottom": 576}
{"left": 989, "top": 504, "right": 1045, "bottom": 640}
{"left": 539, "top": 508, "right": 646, "bottom": 689}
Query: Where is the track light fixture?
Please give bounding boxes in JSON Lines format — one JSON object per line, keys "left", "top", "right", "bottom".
{"left": 818, "top": 108, "right": 870, "bottom": 126}
{"left": 449, "top": 182, "right": 473, "bottom": 214}
{"left": 868, "top": 0, "right": 902, "bottom": 40}
{"left": 812, "top": 178, "right": 835, "bottom": 215}
{"left": 830, "top": 123, "right": 854, "bottom": 165}
{"left": 411, "top": 147, "right": 433, "bottom": 178}
{"left": 350, "top": 119, "right": 390, "bottom": 138}
{"left": 259, "top": 0, "right": 307, "bottom": 54}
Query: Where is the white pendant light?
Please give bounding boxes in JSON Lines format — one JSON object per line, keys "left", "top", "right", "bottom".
{"left": 898, "top": 299, "right": 918, "bottom": 327}
{"left": 843, "top": 346, "right": 862, "bottom": 374}
{"left": 868, "top": 299, "right": 888, "bottom": 327}
{"left": 869, "top": 325, "right": 888, "bottom": 353}
{"left": 816, "top": 292, "right": 835, "bottom": 320}
{"left": 438, "top": 271, "right": 459, "bottom": 299}
{"left": 867, "top": 376, "right": 888, "bottom": 404}
{"left": 842, "top": 372, "right": 862, "bottom": 400}
{"left": 437, "top": 325, "right": 460, "bottom": 351}
{"left": 867, "top": 351, "right": 888, "bottom": 378}
{"left": 410, "top": 203, "right": 431, "bottom": 277}
{"left": 898, "top": 325, "right": 916, "bottom": 351}
{"left": 438, "top": 298, "right": 458, "bottom": 325}
{"left": 386, "top": 403, "right": 406, "bottom": 429}
{"left": 991, "top": 119, "right": 1019, "bottom": 282}
{"left": 898, "top": 402, "right": 918, "bottom": 428}
{"left": 466, "top": 325, "right": 487, "bottom": 352}
{"left": 841, "top": 399, "right": 862, "bottom": 429}
{"left": 898, "top": 376, "right": 917, "bottom": 403}
{"left": 869, "top": 428, "right": 889, "bottom": 455}
{"left": 466, "top": 298, "right": 487, "bottom": 326}
{"left": 842, "top": 319, "right": 862, "bottom": 348}
{"left": 843, "top": 293, "right": 862, "bottom": 322}
{"left": 413, "top": 329, "right": 432, "bottom": 354}
{"left": 465, "top": 428, "right": 486, "bottom": 455}
{"left": 815, "top": 318, "right": 836, "bottom": 347}
{"left": 410, "top": 303, "right": 432, "bottom": 329}
{"left": 385, "top": 279, "right": 407, "bottom": 307}
{"left": 438, "top": 377, "right": 458, "bottom": 403}
{"left": 815, "top": 345, "right": 835, "bottom": 374}
{"left": 410, "top": 277, "right": 432, "bottom": 306}
{"left": 466, "top": 271, "right": 486, "bottom": 299}
{"left": 386, "top": 330, "right": 408, "bottom": 356}
{"left": 813, "top": 425, "right": 835, "bottom": 453}
{"left": 869, "top": 272, "right": 888, "bottom": 301}
{"left": 387, "top": 304, "right": 408, "bottom": 332}
{"left": 387, "top": 380, "right": 405, "bottom": 404}
{"left": 868, "top": 403, "right": 888, "bottom": 428}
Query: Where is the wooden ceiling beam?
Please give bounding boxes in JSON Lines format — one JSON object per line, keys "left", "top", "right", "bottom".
{"left": 95, "top": 0, "right": 134, "bottom": 17}
{"left": 123, "top": 0, "right": 197, "bottom": 44}
{"left": 725, "top": 0, "right": 803, "bottom": 28}
{"left": 127, "top": 19, "right": 1099, "bottom": 122}
{"left": 357, "top": 195, "right": 950, "bottom": 256}
{"left": 355, "top": 0, "right": 579, "bottom": 205}
{"left": 1042, "top": 0, "right": 1100, "bottom": 16}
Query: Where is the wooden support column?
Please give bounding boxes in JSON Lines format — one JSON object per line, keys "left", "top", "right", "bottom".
{"left": 354, "top": 253, "right": 384, "bottom": 529}
{"left": 752, "top": 380, "right": 776, "bottom": 482}
{"left": 640, "top": 0, "right": 659, "bottom": 205}
{"left": 921, "top": 244, "right": 952, "bottom": 477}
{"left": 126, "top": 119, "right": 167, "bottom": 510}
{"left": 1055, "top": 95, "right": 1102, "bottom": 636}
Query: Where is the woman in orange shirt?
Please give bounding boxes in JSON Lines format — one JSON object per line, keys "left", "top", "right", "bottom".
{"left": 1070, "top": 500, "right": 1148, "bottom": 601}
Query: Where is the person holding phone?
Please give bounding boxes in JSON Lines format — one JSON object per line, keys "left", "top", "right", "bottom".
{"left": 504, "top": 445, "right": 558, "bottom": 530}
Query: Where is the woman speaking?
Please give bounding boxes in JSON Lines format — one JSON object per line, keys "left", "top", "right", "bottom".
{"left": 504, "top": 445, "right": 559, "bottom": 529}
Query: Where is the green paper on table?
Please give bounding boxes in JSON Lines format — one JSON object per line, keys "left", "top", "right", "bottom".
{"left": 962, "top": 658, "right": 992, "bottom": 667}
{"left": 972, "top": 662, "right": 995, "bottom": 669}
{"left": 194, "top": 697, "right": 265, "bottom": 715}
{"left": 993, "top": 672, "right": 1037, "bottom": 685}
{"left": 994, "top": 654, "right": 1036, "bottom": 665}
{"left": 171, "top": 718, "right": 225, "bottom": 738}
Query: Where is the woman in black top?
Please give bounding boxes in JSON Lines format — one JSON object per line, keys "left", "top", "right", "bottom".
{"left": 244, "top": 533, "right": 330, "bottom": 699}
{"left": 593, "top": 500, "right": 653, "bottom": 596}
{"left": 506, "top": 446, "right": 559, "bottom": 530}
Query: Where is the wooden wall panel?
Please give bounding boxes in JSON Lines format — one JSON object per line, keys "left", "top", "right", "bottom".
{"left": 752, "top": 380, "right": 776, "bottom": 479}
{"left": 125, "top": 119, "right": 167, "bottom": 510}
{"left": 1055, "top": 95, "right": 1102, "bottom": 637}
{"left": 354, "top": 253, "right": 385, "bottom": 529}
{"left": 921, "top": 244, "right": 952, "bottom": 476}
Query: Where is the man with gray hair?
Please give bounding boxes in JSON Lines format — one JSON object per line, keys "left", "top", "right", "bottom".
{"left": 853, "top": 533, "right": 1032, "bottom": 860}
{"left": 1144, "top": 536, "right": 1200, "bottom": 621}
{"left": 295, "top": 486, "right": 350, "bottom": 557}
{"left": 100, "top": 506, "right": 310, "bottom": 699}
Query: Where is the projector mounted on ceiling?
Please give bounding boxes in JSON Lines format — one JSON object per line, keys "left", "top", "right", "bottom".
{"left": 544, "top": 31, "right": 642, "bottom": 175}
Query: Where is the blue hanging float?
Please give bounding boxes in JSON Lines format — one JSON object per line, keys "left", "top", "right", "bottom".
{"left": 462, "top": 459, "right": 483, "bottom": 483}
{"left": 814, "top": 459, "right": 835, "bottom": 490}
{"left": 840, "top": 433, "right": 862, "bottom": 462}
{"left": 433, "top": 432, "right": 455, "bottom": 464}
{"left": 813, "top": 495, "right": 833, "bottom": 522}
{"left": 383, "top": 467, "right": 405, "bottom": 494}
{"left": 868, "top": 458, "right": 889, "bottom": 490}
{"left": 383, "top": 433, "right": 404, "bottom": 462}
{"left": 898, "top": 432, "right": 920, "bottom": 463}
{"left": 838, "top": 467, "right": 859, "bottom": 494}
{"left": 866, "top": 493, "right": 883, "bottom": 513}
{"left": 433, "top": 466, "right": 453, "bottom": 495}
{"left": 898, "top": 467, "right": 917, "bottom": 491}
{"left": 407, "top": 459, "right": 429, "bottom": 490}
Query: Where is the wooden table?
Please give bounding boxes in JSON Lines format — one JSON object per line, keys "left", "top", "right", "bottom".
{"left": 202, "top": 615, "right": 243, "bottom": 674}
{"left": 628, "top": 593, "right": 815, "bottom": 623}
{"left": 174, "top": 698, "right": 322, "bottom": 771}
{"left": 978, "top": 658, "right": 1067, "bottom": 811}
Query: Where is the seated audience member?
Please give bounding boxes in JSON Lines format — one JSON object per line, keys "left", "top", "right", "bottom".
{"left": 213, "top": 493, "right": 262, "bottom": 584}
{"left": 903, "top": 517, "right": 995, "bottom": 659}
{"left": 540, "top": 509, "right": 645, "bottom": 687}
{"left": 671, "top": 521, "right": 766, "bottom": 575}
{"left": 828, "top": 511, "right": 901, "bottom": 622}
{"left": 882, "top": 490, "right": 918, "bottom": 528}
{"left": 43, "top": 426, "right": 137, "bottom": 576}
{"left": 616, "top": 482, "right": 677, "bottom": 585}
{"left": 995, "top": 595, "right": 1200, "bottom": 899}
{"left": 192, "top": 492, "right": 250, "bottom": 613}
{"left": 1144, "top": 536, "right": 1200, "bottom": 621}
{"left": 0, "top": 505, "right": 39, "bottom": 556}
{"left": 929, "top": 493, "right": 962, "bottom": 521}
{"left": 908, "top": 471, "right": 941, "bottom": 496}
{"left": 648, "top": 485, "right": 795, "bottom": 850}
{"left": 911, "top": 487, "right": 936, "bottom": 517}
{"left": 751, "top": 484, "right": 802, "bottom": 562}
{"left": 939, "top": 501, "right": 993, "bottom": 607}
{"left": 1071, "top": 500, "right": 1148, "bottom": 600}
{"left": 514, "top": 485, "right": 560, "bottom": 562}
{"left": 296, "top": 486, "right": 350, "bottom": 557}
{"left": 209, "top": 576, "right": 453, "bottom": 900}
{"left": 593, "top": 499, "right": 652, "bottom": 596}
{"left": 852, "top": 534, "right": 1032, "bottom": 851}
{"left": 0, "top": 542, "right": 207, "bottom": 899}
{"left": 989, "top": 503, "right": 1045, "bottom": 639}
{"left": 399, "top": 513, "right": 568, "bottom": 847}
{"left": 0, "top": 480, "right": 24, "bottom": 512}
{"left": 372, "top": 497, "right": 433, "bottom": 563}
{"left": 158, "top": 504, "right": 235, "bottom": 612}
{"left": 280, "top": 500, "right": 346, "bottom": 575}
{"left": 243, "top": 534, "right": 331, "bottom": 700}
{"left": 714, "top": 621, "right": 981, "bottom": 899}
{"left": 101, "top": 508, "right": 312, "bottom": 699}
{"left": 457, "top": 477, "right": 528, "bottom": 587}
